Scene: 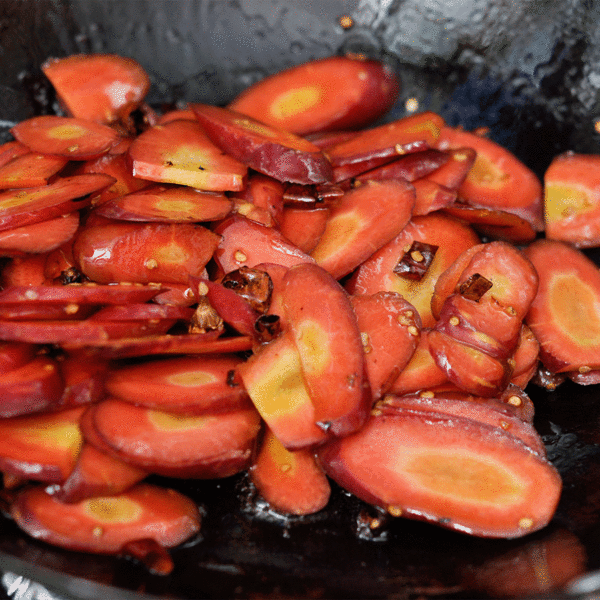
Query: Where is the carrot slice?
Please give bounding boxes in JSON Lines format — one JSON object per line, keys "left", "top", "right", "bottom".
{"left": 105, "top": 354, "right": 251, "bottom": 414}
{"left": 0, "top": 173, "right": 114, "bottom": 233}
{"left": 0, "top": 341, "right": 37, "bottom": 375}
{"left": 1, "top": 254, "right": 50, "bottom": 288}
{"left": 436, "top": 126, "right": 543, "bottom": 230}
{"left": 42, "top": 54, "right": 150, "bottom": 125}
{"left": 510, "top": 324, "right": 540, "bottom": 389}
{"left": 73, "top": 221, "right": 219, "bottom": 284}
{"left": 309, "top": 179, "right": 415, "bottom": 279}
{"left": 128, "top": 119, "right": 247, "bottom": 191}
{"left": 87, "top": 398, "right": 261, "bottom": 478}
{"left": 524, "top": 239, "right": 600, "bottom": 373}
{"left": 350, "top": 291, "right": 421, "bottom": 400}
{"left": 411, "top": 179, "right": 457, "bottom": 216}
{"left": 0, "top": 406, "right": 84, "bottom": 483}
{"left": 250, "top": 427, "right": 331, "bottom": 515}
{"left": 0, "top": 141, "right": 30, "bottom": 167}
{"left": 11, "top": 116, "right": 121, "bottom": 160}
{"left": 232, "top": 173, "right": 285, "bottom": 226}
{"left": 11, "top": 483, "right": 200, "bottom": 556}
{"left": 354, "top": 149, "right": 450, "bottom": 183}
{"left": 279, "top": 205, "right": 329, "bottom": 254}
{"left": 425, "top": 146, "right": 476, "bottom": 190}
{"left": 347, "top": 213, "right": 480, "bottom": 328}
{"left": 228, "top": 55, "right": 399, "bottom": 136}
{"left": 543, "top": 152, "right": 600, "bottom": 247}
{"left": 282, "top": 263, "right": 371, "bottom": 437}
{"left": 191, "top": 103, "right": 333, "bottom": 185}
{"left": 59, "top": 354, "right": 109, "bottom": 407}
{"left": 317, "top": 408, "right": 561, "bottom": 538}
{"left": 325, "top": 111, "right": 445, "bottom": 167}
{"left": 0, "top": 151, "right": 68, "bottom": 189}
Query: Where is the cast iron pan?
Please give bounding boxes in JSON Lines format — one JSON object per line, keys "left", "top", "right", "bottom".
{"left": 1, "top": 1, "right": 600, "bottom": 598}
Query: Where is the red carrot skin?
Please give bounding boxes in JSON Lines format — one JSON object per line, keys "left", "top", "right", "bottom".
{"left": 510, "top": 325, "right": 541, "bottom": 389}
{"left": 347, "top": 213, "right": 480, "bottom": 328}
{"left": 543, "top": 152, "right": 600, "bottom": 247}
{"left": 425, "top": 146, "right": 476, "bottom": 189}
{"left": 128, "top": 119, "right": 248, "bottom": 191}
{"left": 213, "top": 215, "right": 315, "bottom": 275}
{"left": 279, "top": 205, "right": 329, "bottom": 254}
{"left": 105, "top": 354, "right": 251, "bottom": 415}
{"left": 350, "top": 292, "right": 421, "bottom": 400}
{"left": 11, "top": 116, "right": 121, "bottom": 160}
{"left": 233, "top": 173, "right": 285, "bottom": 226}
{"left": 524, "top": 239, "right": 600, "bottom": 373}
{"left": 0, "top": 341, "right": 37, "bottom": 375}
{"left": 310, "top": 179, "right": 415, "bottom": 280}
{"left": 1, "top": 254, "right": 50, "bottom": 287}
{"left": 88, "top": 303, "right": 194, "bottom": 323}
{"left": 0, "top": 141, "right": 30, "bottom": 168}
{"left": 191, "top": 103, "right": 334, "bottom": 185}
{"left": 0, "top": 151, "right": 68, "bottom": 189}
{"left": 11, "top": 483, "right": 201, "bottom": 555}
{"left": 250, "top": 427, "right": 331, "bottom": 516}
{"left": 0, "top": 301, "right": 95, "bottom": 321}
{"left": 42, "top": 54, "right": 150, "bottom": 126}
{"left": 72, "top": 221, "right": 219, "bottom": 285}
{"left": 436, "top": 126, "right": 544, "bottom": 230}
{"left": 317, "top": 408, "right": 561, "bottom": 539}
{"left": 0, "top": 406, "right": 85, "bottom": 483}
{"left": 156, "top": 109, "right": 197, "bottom": 125}
{"left": 228, "top": 55, "right": 400, "bottom": 136}
{"left": 411, "top": 179, "right": 457, "bottom": 216}
{"left": 58, "top": 354, "right": 109, "bottom": 407}
{"left": 86, "top": 398, "right": 261, "bottom": 479}
{"left": 325, "top": 111, "right": 446, "bottom": 167}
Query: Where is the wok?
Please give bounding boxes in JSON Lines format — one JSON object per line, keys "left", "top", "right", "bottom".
{"left": 1, "top": 0, "right": 600, "bottom": 598}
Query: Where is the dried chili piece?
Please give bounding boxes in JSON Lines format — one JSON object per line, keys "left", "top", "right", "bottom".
{"left": 393, "top": 241, "right": 439, "bottom": 281}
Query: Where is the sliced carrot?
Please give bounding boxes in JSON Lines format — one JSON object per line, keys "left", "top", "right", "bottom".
{"left": 317, "top": 408, "right": 561, "bottom": 538}
{"left": 0, "top": 173, "right": 114, "bottom": 233}
{"left": 228, "top": 55, "right": 399, "bottom": 136}
{"left": 347, "top": 213, "right": 480, "bottom": 328}
{"left": 53, "top": 442, "right": 148, "bottom": 503}
{"left": 191, "top": 103, "right": 333, "bottom": 185}
{"left": 436, "top": 126, "right": 543, "bottom": 230}
{"left": 58, "top": 353, "right": 109, "bottom": 407}
{"left": 11, "top": 116, "right": 121, "bottom": 160}
{"left": 0, "top": 212, "right": 80, "bottom": 255}
{"left": 11, "top": 483, "right": 200, "bottom": 556}
{"left": 73, "top": 221, "right": 219, "bottom": 284}
{"left": 87, "top": 398, "right": 261, "bottom": 478}
{"left": 325, "top": 111, "right": 445, "bottom": 167}
{"left": 88, "top": 303, "right": 194, "bottom": 323}
{"left": 425, "top": 146, "right": 476, "bottom": 190}
{"left": 0, "top": 301, "right": 95, "bottom": 321}
{"left": 309, "top": 179, "right": 415, "bottom": 279}
{"left": 279, "top": 205, "right": 329, "bottom": 253}
{"left": 354, "top": 149, "right": 450, "bottom": 183}
{"left": 543, "top": 152, "right": 600, "bottom": 247}
{"left": 0, "top": 141, "right": 30, "bottom": 167}
{"left": 411, "top": 179, "right": 457, "bottom": 216}
{"left": 232, "top": 173, "right": 285, "bottom": 226}
{"left": 350, "top": 291, "right": 421, "bottom": 400}
{"left": 94, "top": 184, "right": 233, "bottom": 223}
{"left": 0, "top": 406, "right": 84, "bottom": 483}
{"left": 213, "top": 215, "right": 315, "bottom": 275}
{"left": 42, "top": 54, "right": 150, "bottom": 125}
{"left": 524, "top": 239, "right": 600, "bottom": 373}
{"left": 510, "top": 325, "right": 540, "bottom": 389}
{"left": 0, "top": 254, "right": 50, "bottom": 288}
{"left": 155, "top": 109, "right": 197, "bottom": 125}
{"left": 0, "top": 151, "right": 68, "bottom": 189}
{"left": 281, "top": 263, "right": 371, "bottom": 437}
{"left": 128, "top": 119, "right": 247, "bottom": 191}
{"left": 250, "top": 427, "right": 331, "bottom": 515}
{"left": 105, "top": 354, "right": 251, "bottom": 414}
{"left": 0, "top": 341, "right": 37, "bottom": 375}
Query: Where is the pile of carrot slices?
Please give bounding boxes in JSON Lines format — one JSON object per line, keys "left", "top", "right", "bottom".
{"left": 0, "top": 51, "right": 598, "bottom": 573}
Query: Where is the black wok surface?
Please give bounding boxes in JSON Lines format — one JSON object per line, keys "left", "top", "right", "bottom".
{"left": 2, "top": 1, "right": 600, "bottom": 598}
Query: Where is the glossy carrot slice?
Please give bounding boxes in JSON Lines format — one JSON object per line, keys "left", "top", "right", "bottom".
{"left": 0, "top": 151, "right": 68, "bottom": 189}
{"left": 310, "top": 179, "right": 415, "bottom": 279}
{"left": 59, "top": 354, "right": 109, "bottom": 407}
{"left": 317, "top": 408, "right": 561, "bottom": 538}
{"left": 73, "top": 221, "right": 219, "bottom": 284}
{"left": 105, "top": 354, "right": 250, "bottom": 414}
{"left": 11, "top": 116, "right": 121, "bottom": 160}
{"left": 425, "top": 146, "right": 476, "bottom": 190}
{"left": 354, "top": 149, "right": 450, "bottom": 183}
{"left": 0, "top": 212, "right": 80, "bottom": 255}
{"left": 411, "top": 179, "right": 457, "bottom": 216}
{"left": 0, "top": 173, "right": 114, "bottom": 233}
{"left": 347, "top": 213, "right": 480, "bottom": 328}
{"left": 228, "top": 55, "right": 399, "bottom": 136}
{"left": 325, "top": 111, "right": 445, "bottom": 167}
{"left": 279, "top": 205, "right": 329, "bottom": 254}
{"left": 350, "top": 291, "right": 421, "bottom": 400}
{"left": 42, "top": 54, "right": 150, "bottom": 125}
{"left": 436, "top": 126, "right": 544, "bottom": 230}
{"left": 213, "top": 215, "right": 315, "bottom": 275}
{"left": 0, "top": 141, "right": 30, "bottom": 167}
{"left": 510, "top": 325, "right": 540, "bottom": 389}
{"left": 250, "top": 427, "right": 331, "bottom": 515}
{"left": 543, "top": 152, "right": 600, "bottom": 247}
{"left": 54, "top": 442, "right": 148, "bottom": 503}
{"left": 0, "top": 341, "right": 37, "bottom": 375}
{"left": 281, "top": 263, "right": 371, "bottom": 437}
{"left": 191, "top": 103, "right": 334, "bottom": 185}
{"left": 11, "top": 483, "right": 200, "bottom": 555}
{"left": 0, "top": 406, "right": 84, "bottom": 483}
{"left": 1, "top": 254, "right": 50, "bottom": 287}
{"left": 128, "top": 119, "right": 247, "bottom": 191}
{"left": 87, "top": 398, "right": 261, "bottom": 478}
{"left": 232, "top": 173, "right": 285, "bottom": 225}
{"left": 95, "top": 184, "right": 233, "bottom": 223}
{"left": 524, "top": 239, "right": 600, "bottom": 373}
